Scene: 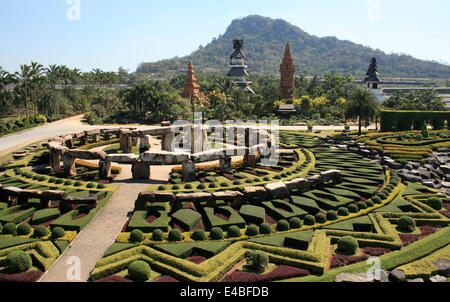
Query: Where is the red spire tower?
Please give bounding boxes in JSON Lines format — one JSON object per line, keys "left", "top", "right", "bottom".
{"left": 279, "top": 42, "right": 296, "bottom": 99}
{"left": 182, "top": 61, "right": 201, "bottom": 100}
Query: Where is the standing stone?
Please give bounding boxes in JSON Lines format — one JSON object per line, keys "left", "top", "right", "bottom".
{"left": 64, "top": 136, "right": 73, "bottom": 149}
{"left": 93, "top": 133, "right": 100, "bottom": 143}
{"left": 120, "top": 129, "right": 133, "bottom": 153}
{"left": 244, "top": 154, "right": 257, "bottom": 168}
{"left": 182, "top": 160, "right": 196, "bottom": 182}
{"left": 190, "top": 127, "right": 207, "bottom": 153}
{"left": 161, "top": 133, "right": 175, "bottom": 152}
{"left": 80, "top": 135, "right": 88, "bottom": 146}
{"left": 50, "top": 150, "right": 61, "bottom": 170}
{"left": 63, "top": 156, "right": 77, "bottom": 177}
{"left": 99, "top": 161, "right": 112, "bottom": 180}
{"left": 139, "top": 135, "right": 152, "bottom": 154}
{"left": 131, "top": 161, "right": 151, "bottom": 179}
{"left": 161, "top": 121, "right": 171, "bottom": 127}
{"left": 219, "top": 157, "right": 232, "bottom": 172}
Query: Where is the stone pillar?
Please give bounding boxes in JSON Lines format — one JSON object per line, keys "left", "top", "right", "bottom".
{"left": 161, "top": 121, "right": 171, "bottom": 127}
{"left": 64, "top": 136, "right": 73, "bottom": 149}
{"left": 63, "top": 156, "right": 77, "bottom": 177}
{"left": 161, "top": 133, "right": 175, "bottom": 152}
{"left": 132, "top": 161, "right": 151, "bottom": 179}
{"left": 140, "top": 135, "right": 152, "bottom": 154}
{"left": 103, "top": 131, "right": 110, "bottom": 141}
{"left": 244, "top": 154, "right": 257, "bottom": 168}
{"left": 120, "top": 130, "right": 133, "bottom": 153}
{"left": 80, "top": 134, "right": 88, "bottom": 146}
{"left": 219, "top": 157, "right": 232, "bottom": 173}
{"left": 182, "top": 160, "right": 196, "bottom": 182}
{"left": 99, "top": 160, "right": 112, "bottom": 180}
{"left": 93, "top": 133, "right": 100, "bottom": 143}
{"left": 131, "top": 136, "right": 140, "bottom": 147}
{"left": 50, "top": 150, "right": 61, "bottom": 170}
{"left": 190, "top": 127, "right": 205, "bottom": 153}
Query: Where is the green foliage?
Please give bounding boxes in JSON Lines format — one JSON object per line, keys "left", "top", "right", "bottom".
{"left": 326, "top": 210, "right": 338, "bottom": 221}
{"left": 191, "top": 229, "right": 206, "bottom": 241}
{"left": 2, "top": 222, "right": 16, "bottom": 235}
{"left": 337, "top": 207, "right": 349, "bottom": 217}
{"left": 372, "top": 196, "right": 382, "bottom": 204}
{"left": 151, "top": 229, "right": 165, "bottom": 242}
{"left": 128, "top": 260, "right": 151, "bottom": 282}
{"left": 227, "top": 225, "right": 241, "bottom": 238}
{"left": 348, "top": 204, "right": 359, "bottom": 213}
{"left": 17, "top": 223, "right": 32, "bottom": 236}
{"left": 276, "top": 220, "right": 290, "bottom": 232}
{"left": 259, "top": 223, "right": 272, "bottom": 235}
{"left": 304, "top": 215, "right": 316, "bottom": 225}
{"left": 51, "top": 227, "right": 66, "bottom": 239}
{"left": 398, "top": 216, "right": 416, "bottom": 232}
{"left": 426, "top": 197, "right": 443, "bottom": 211}
{"left": 245, "top": 250, "right": 269, "bottom": 273}
{"left": 6, "top": 250, "right": 32, "bottom": 273}
{"left": 168, "top": 229, "right": 183, "bottom": 242}
{"left": 289, "top": 217, "right": 302, "bottom": 229}
{"left": 210, "top": 227, "right": 224, "bottom": 240}
{"left": 380, "top": 110, "right": 450, "bottom": 132}
{"left": 337, "top": 236, "right": 359, "bottom": 255}
{"left": 315, "top": 213, "right": 327, "bottom": 224}
{"left": 129, "top": 229, "right": 145, "bottom": 243}
{"left": 33, "top": 226, "right": 49, "bottom": 238}
{"left": 357, "top": 202, "right": 368, "bottom": 210}
{"left": 245, "top": 225, "right": 259, "bottom": 237}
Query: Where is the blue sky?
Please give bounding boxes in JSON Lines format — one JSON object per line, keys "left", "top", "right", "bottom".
{"left": 0, "top": 0, "right": 449, "bottom": 73}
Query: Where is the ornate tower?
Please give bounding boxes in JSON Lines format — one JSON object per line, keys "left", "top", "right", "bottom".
{"left": 364, "top": 57, "right": 381, "bottom": 89}
{"left": 182, "top": 61, "right": 201, "bottom": 100}
{"left": 279, "top": 42, "right": 296, "bottom": 99}
{"left": 227, "top": 38, "right": 254, "bottom": 94}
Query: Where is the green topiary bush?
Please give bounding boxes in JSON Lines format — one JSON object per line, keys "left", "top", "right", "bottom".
{"left": 276, "top": 220, "right": 290, "bottom": 232}
{"left": 337, "top": 207, "right": 349, "bottom": 217}
{"left": 315, "top": 213, "right": 327, "bottom": 224}
{"left": 426, "top": 197, "right": 443, "bottom": 211}
{"left": 366, "top": 200, "right": 374, "bottom": 207}
{"left": 377, "top": 192, "right": 387, "bottom": 200}
{"left": 151, "top": 229, "right": 164, "bottom": 241}
{"left": 227, "top": 226, "right": 242, "bottom": 238}
{"left": 210, "top": 227, "right": 224, "bottom": 240}
{"left": 304, "top": 215, "right": 316, "bottom": 226}
{"left": 191, "top": 229, "right": 206, "bottom": 241}
{"left": 128, "top": 260, "right": 151, "bottom": 282}
{"left": 130, "top": 229, "right": 145, "bottom": 243}
{"left": 245, "top": 225, "right": 259, "bottom": 237}
{"left": 17, "top": 223, "right": 32, "bottom": 236}
{"left": 64, "top": 180, "right": 73, "bottom": 186}
{"left": 2, "top": 222, "right": 16, "bottom": 235}
{"left": 184, "top": 184, "right": 193, "bottom": 190}
{"left": 245, "top": 251, "right": 269, "bottom": 273}
{"left": 74, "top": 181, "right": 83, "bottom": 187}
{"left": 259, "top": 223, "right": 272, "bottom": 235}
{"left": 208, "top": 183, "right": 217, "bottom": 188}
{"left": 357, "top": 202, "right": 368, "bottom": 210}
{"left": 168, "top": 229, "right": 183, "bottom": 242}
{"left": 86, "top": 183, "right": 96, "bottom": 188}
{"left": 6, "top": 250, "right": 32, "bottom": 273}
{"left": 197, "top": 184, "right": 206, "bottom": 190}
{"left": 33, "top": 226, "right": 49, "bottom": 238}
{"left": 398, "top": 216, "right": 416, "bottom": 232}
{"left": 372, "top": 196, "right": 382, "bottom": 204}
{"left": 326, "top": 210, "right": 338, "bottom": 221}
{"left": 348, "top": 204, "right": 359, "bottom": 213}
{"left": 337, "top": 236, "right": 359, "bottom": 255}
{"left": 51, "top": 227, "right": 66, "bottom": 239}
{"left": 289, "top": 217, "right": 302, "bottom": 229}
{"left": 158, "top": 185, "right": 167, "bottom": 191}
{"left": 97, "top": 184, "right": 106, "bottom": 189}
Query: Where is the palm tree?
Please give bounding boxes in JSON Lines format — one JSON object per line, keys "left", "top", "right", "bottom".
{"left": 91, "top": 68, "right": 104, "bottom": 86}
{"left": 59, "top": 65, "right": 72, "bottom": 88}
{"left": 345, "top": 87, "right": 379, "bottom": 136}
{"left": 15, "top": 64, "right": 32, "bottom": 117}
{"left": 70, "top": 68, "right": 82, "bottom": 86}
{"left": 29, "top": 62, "right": 45, "bottom": 115}
{"left": 46, "top": 65, "right": 61, "bottom": 90}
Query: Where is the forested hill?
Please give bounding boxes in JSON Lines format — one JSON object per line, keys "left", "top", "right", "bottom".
{"left": 136, "top": 15, "right": 450, "bottom": 79}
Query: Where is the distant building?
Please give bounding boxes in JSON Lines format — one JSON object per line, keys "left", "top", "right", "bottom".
{"left": 227, "top": 38, "right": 254, "bottom": 94}
{"left": 364, "top": 57, "right": 381, "bottom": 89}
{"left": 279, "top": 42, "right": 296, "bottom": 99}
{"left": 181, "top": 61, "right": 201, "bottom": 101}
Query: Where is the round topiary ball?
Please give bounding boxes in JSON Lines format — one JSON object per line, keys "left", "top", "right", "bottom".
{"left": 17, "top": 223, "right": 32, "bottom": 236}
{"left": 151, "top": 229, "right": 165, "bottom": 241}
{"left": 326, "top": 210, "right": 338, "bottom": 221}
{"left": 33, "top": 226, "right": 49, "bottom": 238}
{"left": 191, "top": 229, "right": 206, "bottom": 241}
{"left": 130, "top": 229, "right": 145, "bottom": 243}
{"left": 259, "top": 223, "right": 272, "bottom": 235}
{"left": 276, "top": 220, "right": 290, "bottom": 232}
{"left": 377, "top": 192, "right": 387, "bottom": 200}
{"left": 337, "top": 236, "right": 359, "bottom": 255}
{"left": 366, "top": 200, "right": 374, "bottom": 207}
{"left": 2, "top": 223, "right": 16, "bottom": 235}
{"left": 372, "top": 196, "right": 382, "bottom": 204}
{"left": 227, "top": 226, "right": 241, "bottom": 238}
{"left": 168, "top": 229, "right": 183, "bottom": 242}
{"left": 289, "top": 217, "right": 302, "bottom": 229}
{"left": 304, "top": 215, "right": 316, "bottom": 226}
{"left": 348, "top": 204, "right": 359, "bottom": 213}
{"left": 337, "top": 207, "right": 349, "bottom": 217}
{"left": 210, "top": 227, "right": 224, "bottom": 240}
{"left": 357, "top": 202, "right": 368, "bottom": 210}
{"left": 128, "top": 260, "right": 151, "bottom": 282}
{"left": 6, "top": 250, "right": 32, "bottom": 273}
{"left": 398, "top": 216, "right": 416, "bottom": 232}
{"left": 426, "top": 197, "right": 443, "bottom": 211}
{"left": 51, "top": 227, "right": 66, "bottom": 239}
{"left": 245, "top": 225, "right": 259, "bottom": 237}
{"left": 315, "top": 213, "right": 327, "bottom": 224}
{"left": 245, "top": 251, "right": 269, "bottom": 273}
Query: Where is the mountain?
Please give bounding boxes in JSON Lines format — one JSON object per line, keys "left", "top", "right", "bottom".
{"left": 136, "top": 15, "right": 450, "bottom": 79}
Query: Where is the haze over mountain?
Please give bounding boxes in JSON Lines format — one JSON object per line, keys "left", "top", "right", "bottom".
{"left": 136, "top": 15, "right": 450, "bottom": 79}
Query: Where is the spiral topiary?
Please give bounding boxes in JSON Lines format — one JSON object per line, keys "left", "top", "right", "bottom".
{"left": 398, "top": 216, "right": 416, "bottom": 232}
{"left": 2, "top": 222, "right": 16, "bottom": 235}
{"left": 326, "top": 210, "right": 338, "bottom": 221}
{"left": 337, "top": 236, "right": 359, "bottom": 255}
{"left": 6, "top": 250, "right": 32, "bottom": 273}
{"left": 130, "top": 229, "right": 145, "bottom": 243}
{"left": 151, "top": 229, "right": 164, "bottom": 241}
{"left": 33, "top": 226, "right": 49, "bottom": 238}
{"left": 51, "top": 227, "right": 66, "bottom": 239}
{"left": 17, "top": 223, "right": 32, "bottom": 236}
{"left": 426, "top": 197, "right": 443, "bottom": 211}
{"left": 227, "top": 226, "right": 242, "bottom": 238}
{"left": 210, "top": 227, "right": 224, "bottom": 240}
{"left": 276, "top": 220, "right": 290, "bottom": 232}
{"left": 128, "top": 260, "right": 151, "bottom": 282}
{"left": 191, "top": 229, "right": 206, "bottom": 241}
{"left": 304, "top": 215, "right": 316, "bottom": 226}
{"left": 259, "top": 223, "right": 272, "bottom": 235}
{"left": 245, "top": 225, "right": 259, "bottom": 237}
{"left": 337, "top": 207, "right": 349, "bottom": 217}
{"left": 289, "top": 217, "right": 302, "bottom": 229}
{"left": 315, "top": 213, "right": 327, "bottom": 224}
{"left": 168, "top": 229, "right": 183, "bottom": 242}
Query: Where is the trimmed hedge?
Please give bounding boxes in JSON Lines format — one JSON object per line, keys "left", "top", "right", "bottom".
{"left": 380, "top": 110, "right": 450, "bottom": 132}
